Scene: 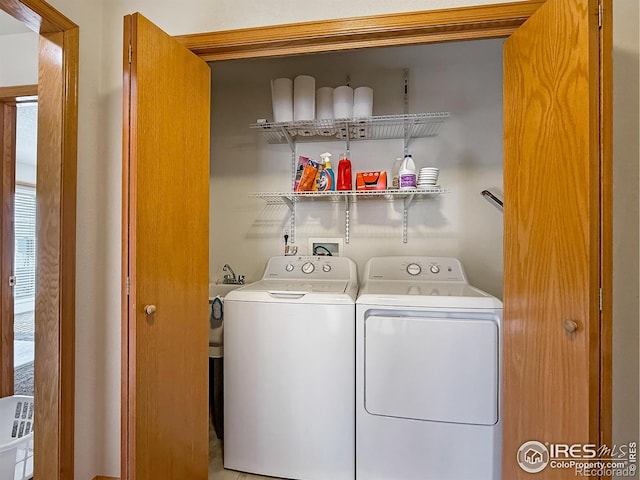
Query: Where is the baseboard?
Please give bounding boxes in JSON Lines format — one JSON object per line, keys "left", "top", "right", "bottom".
{"left": 93, "top": 476, "right": 119, "bottom": 480}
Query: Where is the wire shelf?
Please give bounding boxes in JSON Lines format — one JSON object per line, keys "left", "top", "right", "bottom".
{"left": 250, "top": 112, "right": 451, "bottom": 144}
{"left": 249, "top": 187, "right": 449, "bottom": 203}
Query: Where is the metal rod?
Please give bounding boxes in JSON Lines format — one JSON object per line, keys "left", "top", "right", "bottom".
{"left": 481, "top": 190, "right": 503, "bottom": 212}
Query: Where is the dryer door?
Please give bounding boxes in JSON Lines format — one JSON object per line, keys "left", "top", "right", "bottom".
{"left": 365, "top": 312, "right": 499, "bottom": 425}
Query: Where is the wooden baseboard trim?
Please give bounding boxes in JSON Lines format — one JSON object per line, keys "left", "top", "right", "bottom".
{"left": 93, "top": 476, "right": 119, "bottom": 480}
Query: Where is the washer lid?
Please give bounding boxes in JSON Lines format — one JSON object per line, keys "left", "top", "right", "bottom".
{"left": 357, "top": 282, "right": 502, "bottom": 309}
{"left": 225, "top": 279, "right": 357, "bottom": 303}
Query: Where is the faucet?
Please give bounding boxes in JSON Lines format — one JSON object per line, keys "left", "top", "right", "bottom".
{"left": 222, "top": 264, "right": 245, "bottom": 284}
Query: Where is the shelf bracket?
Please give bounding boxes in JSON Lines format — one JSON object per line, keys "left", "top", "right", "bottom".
{"left": 282, "top": 196, "right": 296, "bottom": 243}
{"left": 281, "top": 127, "right": 296, "bottom": 153}
{"left": 403, "top": 68, "right": 410, "bottom": 155}
{"left": 344, "top": 195, "right": 351, "bottom": 244}
{"left": 402, "top": 193, "right": 416, "bottom": 243}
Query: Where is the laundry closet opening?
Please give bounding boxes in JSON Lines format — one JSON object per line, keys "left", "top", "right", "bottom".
{"left": 208, "top": 38, "right": 504, "bottom": 297}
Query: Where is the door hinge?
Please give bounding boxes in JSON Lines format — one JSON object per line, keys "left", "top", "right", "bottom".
{"left": 598, "top": 2, "right": 603, "bottom": 29}
{"left": 599, "top": 288, "right": 603, "bottom": 311}
{"left": 8, "top": 275, "right": 16, "bottom": 287}
{"left": 128, "top": 44, "right": 132, "bottom": 64}
{"left": 126, "top": 277, "right": 130, "bottom": 296}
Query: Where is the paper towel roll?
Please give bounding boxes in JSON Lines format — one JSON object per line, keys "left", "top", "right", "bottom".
{"left": 271, "top": 78, "right": 293, "bottom": 123}
{"left": 294, "top": 75, "right": 316, "bottom": 121}
{"left": 333, "top": 85, "right": 353, "bottom": 119}
{"left": 316, "top": 87, "right": 334, "bottom": 120}
{"left": 353, "top": 86, "right": 373, "bottom": 118}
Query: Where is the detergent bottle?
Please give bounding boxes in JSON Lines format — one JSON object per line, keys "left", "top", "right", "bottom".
{"left": 337, "top": 152, "right": 352, "bottom": 191}
{"left": 316, "top": 152, "right": 334, "bottom": 191}
{"left": 399, "top": 154, "right": 416, "bottom": 190}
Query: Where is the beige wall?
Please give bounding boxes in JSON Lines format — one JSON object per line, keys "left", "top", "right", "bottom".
{"left": 3, "top": 0, "right": 630, "bottom": 477}
{"left": 612, "top": 0, "right": 640, "bottom": 464}
{"left": 0, "top": 32, "right": 37, "bottom": 86}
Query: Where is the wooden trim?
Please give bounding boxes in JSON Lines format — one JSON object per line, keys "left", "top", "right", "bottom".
{"left": 59, "top": 24, "right": 79, "bottom": 480}
{"left": 175, "top": 1, "right": 545, "bottom": 61}
{"left": 599, "top": 0, "right": 613, "bottom": 456}
{"left": 121, "top": 15, "right": 132, "bottom": 480}
{"left": 0, "top": 1, "right": 78, "bottom": 480}
{"left": 93, "top": 476, "right": 120, "bottom": 480}
{"left": 0, "top": 84, "right": 38, "bottom": 101}
{"left": 0, "top": 0, "right": 75, "bottom": 33}
{"left": 0, "top": 101, "right": 16, "bottom": 398}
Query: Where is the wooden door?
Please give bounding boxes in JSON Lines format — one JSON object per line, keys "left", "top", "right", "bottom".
{"left": 503, "top": 0, "right": 606, "bottom": 477}
{"left": 0, "top": 99, "right": 16, "bottom": 397}
{"left": 122, "top": 13, "right": 210, "bottom": 480}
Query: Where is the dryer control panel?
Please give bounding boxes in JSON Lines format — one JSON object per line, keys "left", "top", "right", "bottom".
{"left": 263, "top": 255, "right": 357, "bottom": 281}
{"left": 364, "top": 256, "right": 467, "bottom": 283}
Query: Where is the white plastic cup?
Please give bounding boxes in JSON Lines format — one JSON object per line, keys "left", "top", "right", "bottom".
{"left": 333, "top": 85, "right": 354, "bottom": 119}
{"left": 353, "top": 86, "right": 373, "bottom": 118}
{"left": 270, "top": 78, "right": 293, "bottom": 123}
{"left": 293, "top": 75, "right": 316, "bottom": 121}
{"left": 316, "top": 87, "right": 334, "bottom": 120}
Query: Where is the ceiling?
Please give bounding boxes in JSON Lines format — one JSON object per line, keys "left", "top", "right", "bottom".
{"left": 0, "top": 9, "right": 31, "bottom": 36}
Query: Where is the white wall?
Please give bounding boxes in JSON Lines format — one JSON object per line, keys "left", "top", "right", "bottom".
{"left": 0, "top": 32, "right": 37, "bottom": 86}
{"left": 612, "top": 0, "right": 640, "bottom": 465}
{"left": 210, "top": 40, "right": 504, "bottom": 297}
{"left": 11, "top": 0, "right": 632, "bottom": 477}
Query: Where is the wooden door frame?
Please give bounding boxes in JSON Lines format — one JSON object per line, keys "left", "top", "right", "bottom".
{"left": 0, "top": 1, "right": 78, "bottom": 480}
{"left": 0, "top": 84, "right": 37, "bottom": 398}
{"left": 123, "top": 1, "right": 613, "bottom": 477}
{"left": 167, "top": 0, "right": 609, "bottom": 469}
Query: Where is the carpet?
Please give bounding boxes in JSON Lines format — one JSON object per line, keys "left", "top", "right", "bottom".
{"left": 14, "top": 361, "right": 34, "bottom": 396}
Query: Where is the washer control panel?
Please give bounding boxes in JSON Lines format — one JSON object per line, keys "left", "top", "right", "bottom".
{"left": 365, "top": 256, "right": 467, "bottom": 282}
{"left": 264, "top": 256, "right": 356, "bottom": 281}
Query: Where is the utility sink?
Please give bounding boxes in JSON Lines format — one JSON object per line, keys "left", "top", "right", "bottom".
{"left": 208, "top": 282, "right": 245, "bottom": 358}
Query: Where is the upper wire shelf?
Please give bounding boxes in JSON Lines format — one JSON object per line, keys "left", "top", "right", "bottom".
{"left": 249, "top": 112, "right": 451, "bottom": 144}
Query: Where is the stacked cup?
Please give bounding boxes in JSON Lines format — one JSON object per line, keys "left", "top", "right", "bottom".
{"left": 418, "top": 167, "right": 439, "bottom": 187}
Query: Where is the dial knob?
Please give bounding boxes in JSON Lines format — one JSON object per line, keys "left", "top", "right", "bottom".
{"left": 407, "top": 263, "right": 421, "bottom": 276}
{"left": 301, "top": 262, "right": 315, "bottom": 274}
{"left": 430, "top": 265, "right": 440, "bottom": 274}
{"left": 285, "top": 264, "right": 294, "bottom": 272}
{"left": 322, "top": 264, "right": 332, "bottom": 272}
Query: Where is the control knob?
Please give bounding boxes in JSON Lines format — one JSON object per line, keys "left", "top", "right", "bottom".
{"left": 285, "top": 264, "right": 294, "bottom": 272}
{"left": 406, "top": 263, "right": 421, "bottom": 276}
{"left": 430, "top": 265, "right": 440, "bottom": 274}
{"left": 301, "top": 262, "right": 315, "bottom": 274}
{"left": 322, "top": 264, "right": 332, "bottom": 272}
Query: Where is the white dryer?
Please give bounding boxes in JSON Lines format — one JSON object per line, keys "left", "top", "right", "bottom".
{"left": 356, "top": 256, "right": 502, "bottom": 480}
{"left": 224, "top": 255, "right": 358, "bottom": 480}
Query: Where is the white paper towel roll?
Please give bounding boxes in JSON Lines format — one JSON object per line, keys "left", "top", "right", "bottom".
{"left": 271, "top": 78, "right": 293, "bottom": 123}
{"left": 316, "top": 87, "right": 334, "bottom": 120}
{"left": 294, "top": 75, "right": 316, "bottom": 121}
{"left": 353, "top": 86, "right": 373, "bottom": 118}
{"left": 333, "top": 85, "right": 353, "bottom": 119}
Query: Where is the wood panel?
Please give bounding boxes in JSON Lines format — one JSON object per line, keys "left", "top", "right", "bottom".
{"left": 123, "top": 13, "right": 210, "bottom": 480}
{"left": 34, "top": 25, "right": 78, "bottom": 480}
{"left": 503, "top": 0, "right": 601, "bottom": 477}
{"left": 0, "top": 0, "right": 75, "bottom": 33}
{"left": 0, "top": 101, "right": 16, "bottom": 397}
{"left": 175, "top": 1, "right": 544, "bottom": 61}
{"left": 0, "top": 84, "right": 38, "bottom": 101}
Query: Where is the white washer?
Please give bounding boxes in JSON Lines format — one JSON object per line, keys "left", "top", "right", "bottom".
{"left": 356, "top": 256, "right": 502, "bottom": 480}
{"left": 224, "top": 255, "right": 358, "bottom": 480}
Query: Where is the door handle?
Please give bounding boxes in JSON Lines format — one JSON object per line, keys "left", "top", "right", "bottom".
{"left": 144, "top": 305, "right": 157, "bottom": 315}
{"left": 563, "top": 319, "right": 578, "bottom": 333}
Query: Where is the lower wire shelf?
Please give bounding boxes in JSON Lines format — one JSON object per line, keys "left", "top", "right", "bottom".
{"left": 249, "top": 187, "right": 449, "bottom": 244}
